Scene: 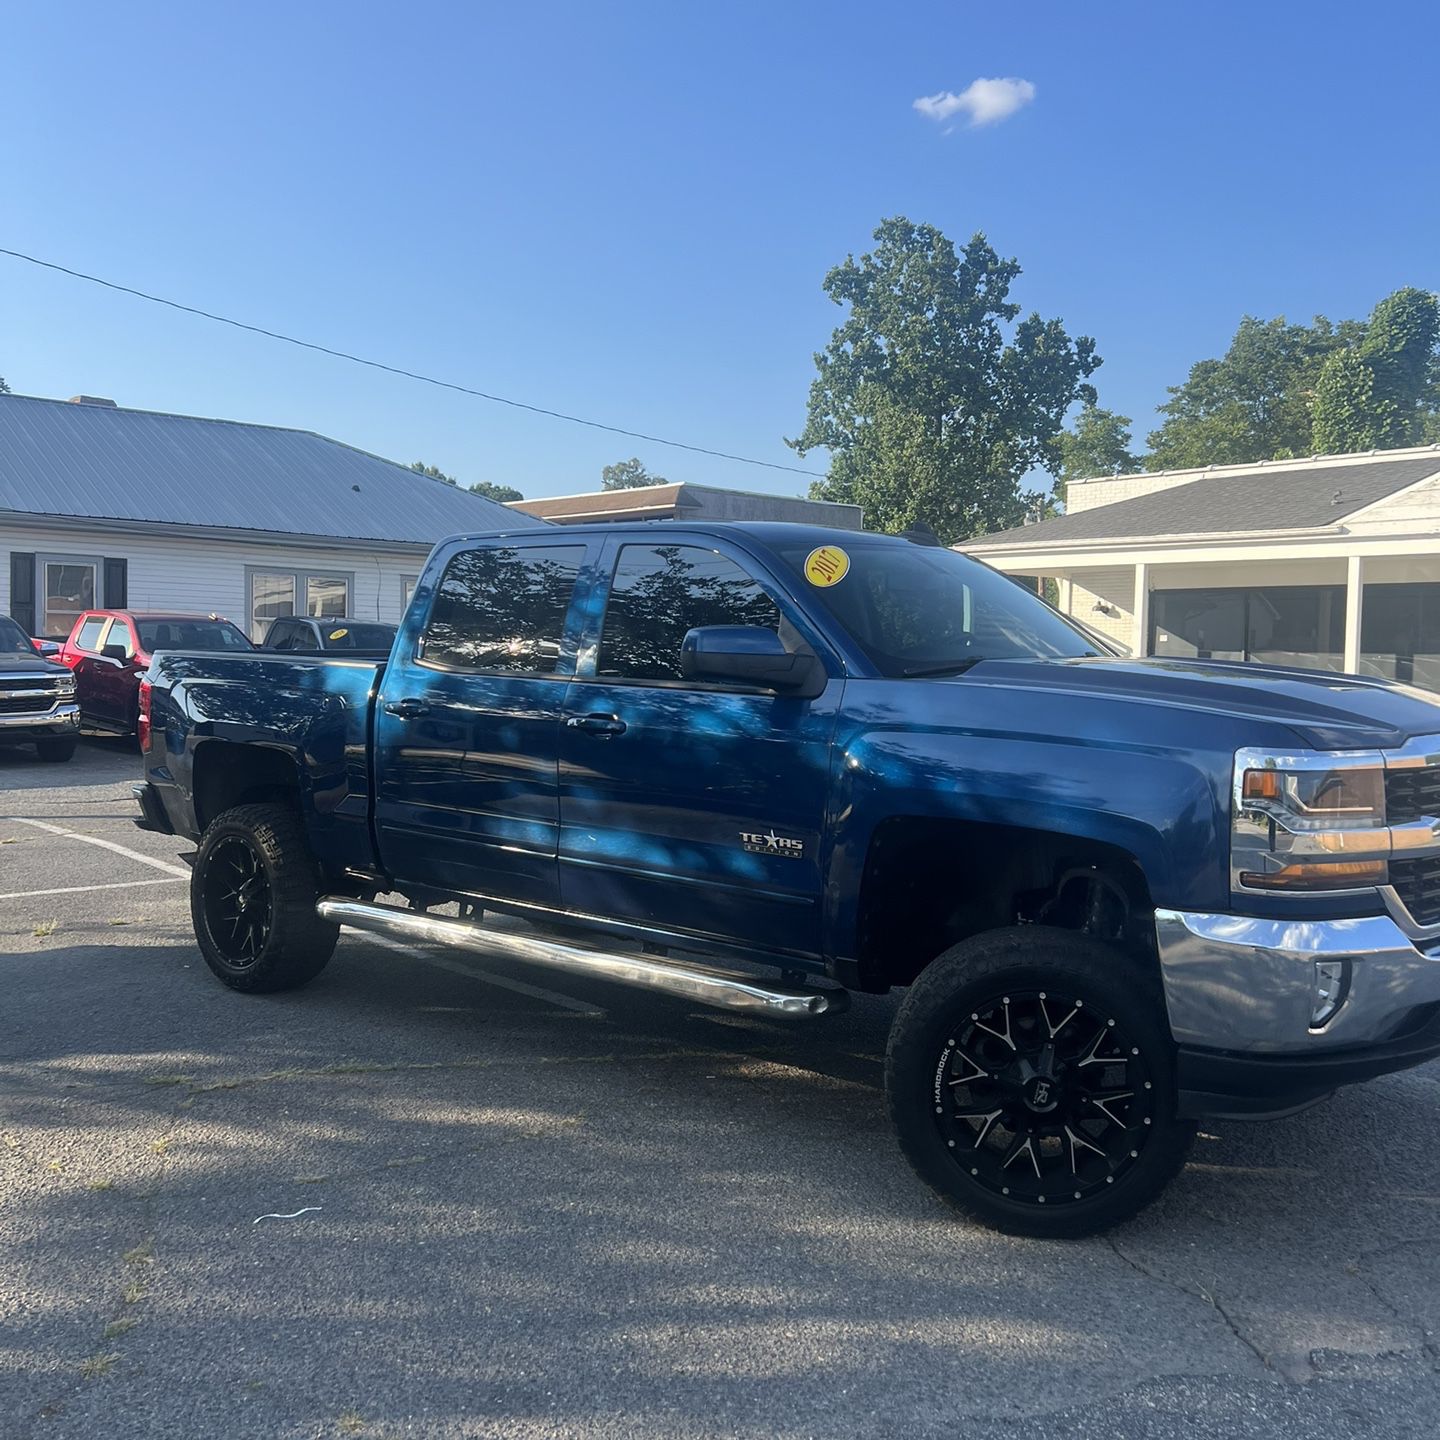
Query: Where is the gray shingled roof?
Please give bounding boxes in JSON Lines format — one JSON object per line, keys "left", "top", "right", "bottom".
{"left": 968, "top": 453, "right": 1440, "bottom": 550}
{"left": 0, "top": 394, "right": 544, "bottom": 543}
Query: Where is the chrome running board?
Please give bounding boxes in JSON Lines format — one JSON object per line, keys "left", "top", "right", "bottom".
{"left": 316, "top": 898, "right": 848, "bottom": 1019}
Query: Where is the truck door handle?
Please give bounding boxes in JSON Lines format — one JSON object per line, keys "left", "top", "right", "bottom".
{"left": 565, "top": 713, "right": 627, "bottom": 737}
{"left": 383, "top": 697, "right": 431, "bottom": 720}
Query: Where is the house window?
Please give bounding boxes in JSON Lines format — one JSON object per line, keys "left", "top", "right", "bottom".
{"left": 306, "top": 575, "right": 350, "bottom": 619}
{"left": 246, "top": 568, "right": 355, "bottom": 642}
{"left": 39, "top": 555, "right": 100, "bottom": 639}
{"left": 1361, "top": 583, "right": 1440, "bottom": 692}
{"left": 249, "top": 572, "right": 297, "bottom": 643}
{"left": 1151, "top": 586, "right": 1345, "bottom": 672}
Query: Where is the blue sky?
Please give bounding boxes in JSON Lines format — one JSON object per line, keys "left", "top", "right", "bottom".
{"left": 3, "top": 0, "right": 1438, "bottom": 501}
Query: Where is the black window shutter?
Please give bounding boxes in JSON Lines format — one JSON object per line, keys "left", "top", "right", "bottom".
{"left": 10, "top": 552, "right": 36, "bottom": 634}
{"left": 104, "top": 557, "right": 128, "bottom": 609}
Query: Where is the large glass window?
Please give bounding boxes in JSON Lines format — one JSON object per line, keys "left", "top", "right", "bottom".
{"left": 420, "top": 545, "right": 584, "bottom": 673}
{"left": 0, "top": 616, "right": 33, "bottom": 653}
{"left": 137, "top": 619, "right": 252, "bottom": 653}
{"left": 306, "top": 575, "right": 349, "bottom": 619}
{"left": 1151, "top": 586, "right": 1345, "bottom": 671}
{"left": 250, "top": 573, "right": 296, "bottom": 643}
{"left": 1361, "top": 583, "right": 1440, "bottom": 692}
{"left": 43, "top": 561, "right": 97, "bottom": 639}
{"left": 598, "top": 544, "right": 782, "bottom": 683}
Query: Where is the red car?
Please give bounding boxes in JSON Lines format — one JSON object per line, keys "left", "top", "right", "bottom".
{"left": 59, "top": 609, "right": 252, "bottom": 734}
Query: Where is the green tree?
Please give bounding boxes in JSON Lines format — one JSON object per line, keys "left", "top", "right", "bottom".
{"left": 0, "top": 374, "right": 9, "bottom": 394}
{"left": 411, "top": 460, "right": 522, "bottom": 502}
{"left": 1053, "top": 405, "right": 1141, "bottom": 495}
{"left": 1312, "top": 287, "right": 1440, "bottom": 453}
{"left": 789, "top": 218, "right": 1100, "bottom": 544}
{"left": 601, "top": 457, "right": 667, "bottom": 490}
{"left": 1146, "top": 315, "right": 1358, "bottom": 469}
{"left": 468, "top": 479, "right": 524, "bottom": 503}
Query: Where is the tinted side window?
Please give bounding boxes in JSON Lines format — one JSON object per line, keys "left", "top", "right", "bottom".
{"left": 597, "top": 544, "right": 781, "bottom": 683}
{"left": 75, "top": 616, "right": 107, "bottom": 651}
{"left": 292, "top": 624, "right": 320, "bottom": 651}
{"left": 420, "top": 545, "right": 585, "bottom": 674}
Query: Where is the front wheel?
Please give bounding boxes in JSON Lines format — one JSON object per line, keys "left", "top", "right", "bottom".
{"left": 35, "top": 737, "right": 77, "bottom": 762}
{"left": 886, "top": 927, "right": 1195, "bottom": 1238}
{"left": 191, "top": 803, "right": 339, "bottom": 992}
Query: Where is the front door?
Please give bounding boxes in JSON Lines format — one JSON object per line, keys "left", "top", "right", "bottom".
{"left": 373, "top": 539, "right": 592, "bottom": 908}
{"left": 89, "top": 616, "right": 138, "bottom": 729}
{"left": 558, "top": 537, "right": 840, "bottom": 959}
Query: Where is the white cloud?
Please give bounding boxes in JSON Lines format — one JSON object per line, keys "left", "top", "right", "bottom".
{"left": 913, "top": 77, "right": 1036, "bottom": 129}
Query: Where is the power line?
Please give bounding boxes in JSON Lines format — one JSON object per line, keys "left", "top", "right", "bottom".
{"left": 0, "top": 245, "right": 826, "bottom": 479}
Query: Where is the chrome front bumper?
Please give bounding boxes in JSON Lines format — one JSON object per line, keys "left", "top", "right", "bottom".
{"left": 0, "top": 701, "right": 80, "bottom": 730}
{"left": 1155, "top": 908, "right": 1440, "bottom": 1055}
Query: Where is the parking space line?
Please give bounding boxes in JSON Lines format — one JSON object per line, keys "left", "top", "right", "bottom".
{"left": 2, "top": 818, "right": 191, "bottom": 877}
{"left": 354, "top": 931, "right": 605, "bottom": 1016}
{"left": 0, "top": 877, "right": 185, "bottom": 900}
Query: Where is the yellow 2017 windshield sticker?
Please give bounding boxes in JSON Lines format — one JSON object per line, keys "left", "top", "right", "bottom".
{"left": 803, "top": 545, "right": 850, "bottom": 587}
{"left": 328, "top": 628, "right": 349, "bottom": 641}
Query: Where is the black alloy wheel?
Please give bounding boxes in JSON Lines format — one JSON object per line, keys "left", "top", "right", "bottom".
{"left": 887, "top": 927, "right": 1195, "bottom": 1238}
{"left": 201, "top": 835, "right": 275, "bottom": 966}
{"left": 190, "top": 804, "right": 339, "bottom": 992}
{"left": 935, "top": 989, "right": 1153, "bottom": 1208}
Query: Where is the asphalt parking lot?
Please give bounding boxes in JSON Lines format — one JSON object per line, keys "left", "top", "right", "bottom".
{"left": 3, "top": 742, "right": 1440, "bottom": 1439}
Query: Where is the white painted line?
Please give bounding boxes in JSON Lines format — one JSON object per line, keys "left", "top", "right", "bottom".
{"left": 0, "top": 877, "right": 185, "bottom": 901}
{"left": 1, "top": 818, "right": 191, "bottom": 878}
{"left": 355, "top": 930, "right": 604, "bottom": 1016}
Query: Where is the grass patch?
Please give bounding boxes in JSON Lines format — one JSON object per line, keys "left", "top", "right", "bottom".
{"left": 338, "top": 1412, "right": 366, "bottom": 1435}
{"left": 143, "top": 1074, "right": 194, "bottom": 1088}
{"left": 150, "top": 1137, "right": 172, "bottom": 1156}
{"left": 122, "top": 1282, "right": 148, "bottom": 1306}
{"left": 79, "top": 1352, "right": 120, "bottom": 1379}
{"left": 86, "top": 1179, "right": 114, "bottom": 1192}
{"left": 106, "top": 918, "right": 133, "bottom": 926}
{"left": 102, "top": 1316, "right": 139, "bottom": 1340}
{"left": 123, "top": 1238, "right": 154, "bottom": 1266}
{"left": 32, "top": 919, "right": 58, "bottom": 938}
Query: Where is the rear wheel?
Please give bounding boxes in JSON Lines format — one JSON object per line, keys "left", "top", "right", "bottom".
{"left": 886, "top": 926, "right": 1195, "bottom": 1238}
{"left": 191, "top": 803, "right": 338, "bottom": 992}
{"left": 35, "top": 737, "right": 77, "bottom": 763}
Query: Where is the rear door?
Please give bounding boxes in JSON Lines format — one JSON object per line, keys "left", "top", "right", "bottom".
{"left": 373, "top": 538, "right": 594, "bottom": 907}
{"left": 557, "top": 535, "right": 842, "bottom": 958}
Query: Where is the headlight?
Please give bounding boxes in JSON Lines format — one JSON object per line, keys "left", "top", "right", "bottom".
{"left": 1232, "top": 747, "right": 1388, "bottom": 893}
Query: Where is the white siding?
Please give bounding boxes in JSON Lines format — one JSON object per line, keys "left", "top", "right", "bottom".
{"left": 1343, "top": 472, "right": 1440, "bottom": 534}
{"left": 1, "top": 522, "right": 431, "bottom": 637}
{"left": 1067, "top": 567, "right": 1140, "bottom": 651}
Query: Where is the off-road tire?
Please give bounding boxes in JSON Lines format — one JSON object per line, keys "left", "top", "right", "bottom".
{"left": 191, "top": 803, "right": 339, "bottom": 993}
{"left": 886, "top": 926, "right": 1195, "bottom": 1239}
{"left": 35, "top": 737, "right": 77, "bottom": 762}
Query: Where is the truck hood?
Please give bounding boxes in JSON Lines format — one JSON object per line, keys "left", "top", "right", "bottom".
{"left": 0, "top": 650, "right": 66, "bottom": 677}
{"left": 955, "top": 656, "right": 1440, "bottom": 751}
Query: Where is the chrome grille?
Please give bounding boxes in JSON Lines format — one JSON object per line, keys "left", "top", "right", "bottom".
{"left": 1392, "top": 855, "right": 1440, "bottom": 928}
{"left": 0, "top": 673, "right": 68, "bottom": 716}
{"left": 1386, "top": 763, "right": 1440, "bottom": 826}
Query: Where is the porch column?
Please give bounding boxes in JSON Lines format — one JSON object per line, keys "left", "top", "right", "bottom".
{"left": 1344, "top": 554, "right": 1365, "bottom": 674}
{"left": 1133, "top": 562, "right": 1151, "bottom": 657}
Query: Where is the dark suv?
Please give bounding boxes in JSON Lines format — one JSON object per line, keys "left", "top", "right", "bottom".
{"left": 0, "top": 614, "right": 80, "bottom": 761}
{"left": 262, "top": 616, "right": 397, "bottom": 652}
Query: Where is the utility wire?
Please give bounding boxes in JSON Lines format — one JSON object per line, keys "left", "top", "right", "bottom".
{"left": 0, "top": 245, "right": 825, "bottom": 478}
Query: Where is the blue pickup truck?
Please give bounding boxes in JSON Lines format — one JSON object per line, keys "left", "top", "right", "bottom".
{"left": 134, "top": 522, "right": 1440, "bottom": 1236}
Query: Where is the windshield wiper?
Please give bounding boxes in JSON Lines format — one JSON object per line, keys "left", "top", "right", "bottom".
{"left": 901, "top": 657, "right": 988, "bottom": 678}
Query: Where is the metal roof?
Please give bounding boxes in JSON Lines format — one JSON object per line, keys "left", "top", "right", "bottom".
{"left": 967, "top": 452, "right": 1440, "bottom": 550}
{"left": 0, "top": 394, "right": 544, "bottom": 544}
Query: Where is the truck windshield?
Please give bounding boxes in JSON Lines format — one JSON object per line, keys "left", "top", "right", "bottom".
{"left": 323, "top": 623, "right": 396, "bottom": 649}
{"left": 0, "top": 616, "right": 33, "bottom": 653}
{"left": 138, "top": 620, "right": 253, "bottom": 653}
{"left": 777, "top": 539, "right": 1098, "bottom": 678}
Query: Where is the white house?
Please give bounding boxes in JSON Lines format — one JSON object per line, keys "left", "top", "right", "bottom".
{"left": 961, "top": 446, "right": 1440, "bottom": 692}
{"left": 0, "top": 393, "right": 542, "bottom": 641}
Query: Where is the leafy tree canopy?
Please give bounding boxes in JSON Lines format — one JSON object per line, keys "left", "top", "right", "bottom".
{"left": 0, "top": 374, "right": 9, "bottom": 394}
{"left": 601, "top": 457, "right": 667, "bottom": 490}
{"left": 1053, "top": 405, "right": 1141, "bottom": 487}
{"left": 790, "top": 217, "right": 1099, "bottom": 544}
{"left": 411, "top": 460, "right": 522, "bottom": 502}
